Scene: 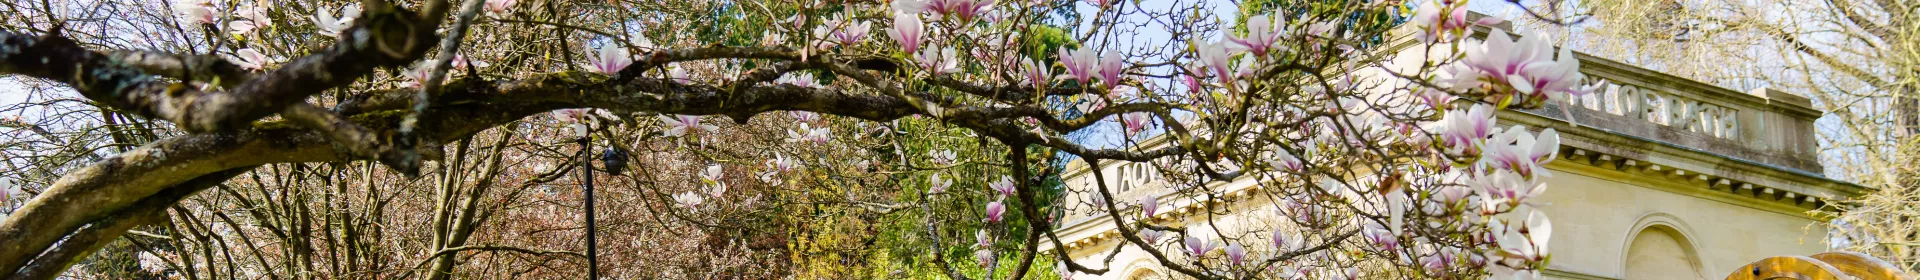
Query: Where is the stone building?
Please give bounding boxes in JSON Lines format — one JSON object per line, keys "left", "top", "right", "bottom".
{"left": 1045, "top": 36, "right": 1869, "bottom": 279}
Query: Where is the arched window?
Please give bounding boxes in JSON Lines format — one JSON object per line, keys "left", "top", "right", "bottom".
{"left": 1625, "top": 225, "right": 1706, "bottom": 279}
{"left": 1126, "top": 268, "right": 1161, "bottom": 280}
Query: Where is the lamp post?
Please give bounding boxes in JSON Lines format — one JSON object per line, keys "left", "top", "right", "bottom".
{"left": 570, "top": 123, "right": 598, "bottom": 279}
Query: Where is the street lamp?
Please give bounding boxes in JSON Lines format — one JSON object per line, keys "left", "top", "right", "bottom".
{"left": 570, "top": 123, "right": 599, "bottom": 279}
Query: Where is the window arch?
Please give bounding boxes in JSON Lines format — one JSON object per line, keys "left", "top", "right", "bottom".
{"left": 1620, "top": 212, "right": 1709, "bottom": 279}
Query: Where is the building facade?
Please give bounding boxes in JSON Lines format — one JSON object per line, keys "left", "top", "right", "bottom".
{"left": 1046, "top": 42, "right": 1868, "bottom": 279}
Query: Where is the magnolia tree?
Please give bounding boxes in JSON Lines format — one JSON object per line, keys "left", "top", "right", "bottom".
{"left": 0, "top": 0, "right": 1599, "bottom": 278}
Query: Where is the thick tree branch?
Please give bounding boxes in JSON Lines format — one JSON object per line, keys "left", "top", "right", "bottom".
{"left": 11, "top": 167, "right": 254, "bottom": 279}
{"left": 0, "top": 7, "right": 437, "bottom": 133}
{"left": 0, "top": 64, "right": 1194, "bottom": 277}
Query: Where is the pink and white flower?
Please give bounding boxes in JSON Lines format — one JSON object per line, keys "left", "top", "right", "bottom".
{"left": 930, "top": 149, "right": 957, "bottom": 165}
{"left": 1224, "top": 243, "right": 1247, "bottom": 265}
{"left": 1195, "top": 40, "right": 1241, "bottom": 84}
{"left": 886, "top": 13, "right": 925, "bottom": 55}
{"left": 989, "top": 176, "right": 1016, "bottom": 197}
{"left": 1022, "top": 58, "right": 1051, "bottom": 89}
{"left": 485, "top": 0, "right": 516, "bottom": 16}
{"left": 1184, "top": 235, "right": 1220, "bottom": 256}
{"left": 227, "top": 48, "right": 274, "bottom": 70}
{"left": 929, "top": 0, "right": 995, "bottom": 21}
{"left": 1057, "top": 46, "right": 1099, "bottom": 83}
{"left": 1139, "top": 196, "right": 1157, "bottom": 218}
{"left": 1439, "top": 103, "right": 1497, "bottom": 155}
{"left": 175, "top": 0, "right": 216, "bottom": 25}
{"left": 1493, "top": 210, "right": 1552, "bottom": 262}
{"left": 985, "top": 201, "right": 1006, "bottom": 222}
{"left": 1268, "top": 148, "right": 1303, "bottom": 171}
{"left": 229, "top": 20, "right": 258, "bottom": 36}
{"left": 893, "top": 0, "right": 931, "bottom": 14}
{"left": 915, "top": 47, "right": 961, "bottom": 75}
{"left": 930, "top": 173, "right": 952, "bottom": 194}
{"left": 786, "top": 123, "right": 832, "bottom": 144}
{"left": 1412, "top": 1, "right": 1472, "bottom": 43}
{"left": 313, "top": 4, "right": 361, "bottom": 38}
{"left": 1120, "top": 112, "right": 1151, "bottom": 136}
{"left": 1230, "top": 15, "right": 1283, "bottom": 57}
{"left": 238, "top": 3, "right": 272, "bottom": 28}
{"left": 776, "top": 73, "right": 821, "bottom": 88}
{"left": 1140, "top": 229, "right": 1164, "bottom": 243}
{"left": 582, "top": 45, "right": 633, "bottom": 74}
{"left": 673, "top": 192, "right": 705, "bottom": 208}
{"left": 659, "top": 115, "right": 718, "bottom": 137}
{"left": 1098, "top": 51, "right": 1126, "bottom": 89}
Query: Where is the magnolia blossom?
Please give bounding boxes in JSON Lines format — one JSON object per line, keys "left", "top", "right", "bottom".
{"left": 1480, "top": 126, "right": 1560, "bottom": 178}
{"left": 1411, "top": 1, "right": 1471, "bottom": 43}
{"left": 1183, "top": 236, "right": 1219, "bottom": 256}
{"left": 766, "top": 153, "right": 801, "bottom": 173}
{"left": 1139, "top": 229, "right": 1164, "bottom": 243}
{"left": 1307, "top": 22, "right": 1336, "bottom": 38}
{"left": 485, "top": 0, "right": 516, "bottom": 16}
{"left": 827, "top": 17, "right": 871, "bottom": 46}
{"left": 701, "top": 165, "right": 728, "bottom": 197}
{"left": 673, "top": 192, "right": 705, "bottom": 208}
{"left": 1224, "top": 243, "right": 1247, "bottom": 265}
{"left": 985, "top": 201, "right": 1006, "bottom": 222}
{"left": 1493, "top": 210, "right": 1553, "bottom": 262}
{"left": 929, "top": 149, "right": 956, "bottom": 165}
{"left": 1230, "top": 15, "right": 1283, "bottom": 57}
{"left": 988, "top": 176, "right": 1016, "bottom": 197}
{"left": 1362, "top": 222, "right": 1401, "bottom": 252}
{"left": 227, "top": 48, "right": 274, "bottom": 70}
{"left": 1120, "top": 112, "right": 1150, "bottom": 136}
{"left": 928, "top": 0, "right": 995, "bottom": 21}
{"left": 1268, "top": 148, "right": 1303, "bottom": 171}
{"left": 893, "top": 0, "right": 931, "bottom": 14}
{"left": 238, "top": 3, "right": 271, "bottom": 28}
{"left": 786, "top": 123, "right": 831, "bottom": 144}
{"left": 0, "top": 180, "right": 20, "bottom": 203}
{"left": 229, "top": 20, "right": 258, "bottom": 36}
{"left": 399, "top": 61, "right": 434, "bottom": 88}
{"left": 1097, "top": 51, "right": 1126, "bottom": 89}
{"left": 314, "top": 4, "right": 361, "bottom": 38}
{"left": 1386, "top": 187, "right": 1409, "bottom": 236}
{"left": 1439, "top": 103, "right": 1497, "bottom": 155}
{"left": 776, "top": 73, "right": 821, "bottom": 88}
{"left": 915, "top": 47, "right": 960, "bottom": 75}
{"left": 450, "top": 54, "right": 490, "bottom": 71}
{"left": 658, "top": 114, "right": 718, "bottom": 137}
{"left": 174, "top": 0, "right": 216, "bottom": 25}
{"left": 551, "top": 109, "right": 590, "bottom": 122}
{"left": 976, "top": 230, "right": 992, "bottom": 248}
{"left": 1057, "top": 46, "right": 1099, "bottom": 83}
{"left": 1435, "top": 185, "right": 1473, "bottom": 204}
{"left": 974, "top": 249, "right": 996, "bottom": 268}
{"left": 929, "top": 173, "right": 952, "bottom": 194}
{"left": 886, "top": 13, "right": 925, "bottom": 55}
{"left": 1138, "top": 196, "right": 1157, "bottom": 218}
{"left": 1272, "top": 230, "right": 1300, "bottom": 252}
{"left": 1452, "top": 29, "right": 1589, "bottom": 107}
{"left": 667, "top": 65, "right": 693, "bottom": 83}
{"left": 582, "top": 45, "right": 633, "bottom": 74}
{"left": 790, "top": 111, "right": 821, "bottom": 123}
{"left": 1195, "top": 40, "right": 1241, "bottom": 84}
{"left": 700, "top": 164, "right": 724, "bottom": 183}
{"left": 1022, "top": 58, "right": 1051, "bottom": 89}
{"left": 1472, "top": 170, "right": 1546, "bottom": 211}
